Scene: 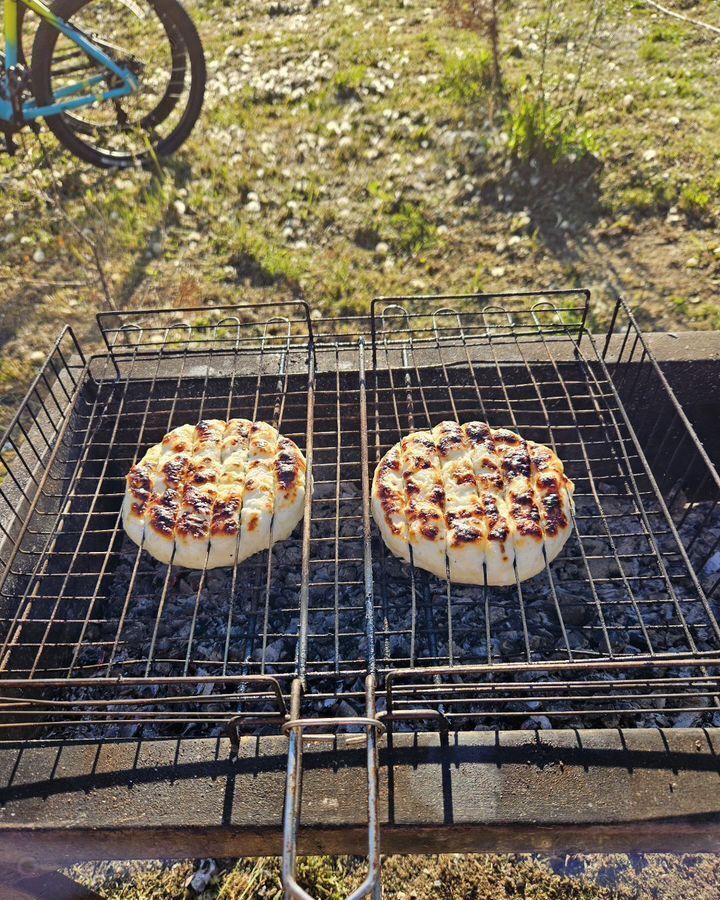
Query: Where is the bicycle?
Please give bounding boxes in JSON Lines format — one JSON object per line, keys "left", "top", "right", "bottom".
{"left": 0, "top": 0, "right": 206, "bottom": 167}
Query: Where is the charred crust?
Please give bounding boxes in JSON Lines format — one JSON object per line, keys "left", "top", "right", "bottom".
{"left": 195, "top": 420, "right": 220, "bottom": 443}
{"left": 275, "top": 445, "right": 299, "bottom": 491}
{"left": 436, "top": 427, "right": 463, "bottom": 456}
{"left": 187, "top": 464, "right": 217, "bottom": 486}
{"left": 176, "top": 516, "right": 210, "bottom": 539}
{"left": 515, "top": 519, "right": 544, "bottom": 539}
{"left": 454, "top": 470, "right": 476, "bottom": 485}
{"left": 405, "top": 480, "right": 420, "bottom": 495}
{"left": 538, "top": 473, "right": 559, "bottom": 490}
{"left": 420, "top": 522, "right": 440, "bottom": 540}
{"left": 409, "top": 506, "right": 443, "bottom": 524}
{"left": 493, "top": 429, "right": 520, "bottom": 445}
{"left": 450, "top": 522, "right": 483, "bottom": 545}
{"left": 542, "top": 493, "right": 568, "bottom": 536}
{"left": 161, "top": 456, "right": 188, "bottom": 485}
{"left": 489, "top": 523, "right": 510, "bottom": 542}
{"left": 464, "top": 422, "right": 492, "bottom": 445}
{"left": 430, "top": 485, "right": 445, "bottom": 505}
{"left": 127, "top": 466, "right": 152, "bottom": 497}
{"left": 247, "top": 512, "right": 260, "bottom": 532}
{"left": 211, "top": 496, "right": 241, "bottom": 535}
{"left": 502, "top": 448, "right": 531, "bottom": 479}
{"left": 483, "top": 495, "right": 499, "bottom": 521}
{"left": 148, "top": 490, "right": 180, "bottom": 536}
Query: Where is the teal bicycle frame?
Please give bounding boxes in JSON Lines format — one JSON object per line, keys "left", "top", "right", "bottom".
{"left": 1, "top": 0, "right": 139, "bottom": 124}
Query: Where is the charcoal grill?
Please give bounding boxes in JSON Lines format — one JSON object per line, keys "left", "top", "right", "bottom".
{"left": 1, "top": 290, "right": 719, "bottom": 899}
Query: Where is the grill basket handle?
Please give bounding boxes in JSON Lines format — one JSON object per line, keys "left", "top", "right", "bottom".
{"left": 281, "top": 697, "right": 384, "bottom": 899}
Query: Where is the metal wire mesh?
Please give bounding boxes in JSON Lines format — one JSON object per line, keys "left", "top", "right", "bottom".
{"left": 0, "top": 292, "right": 719, "bottom": 737}
{"left": 368, "top": 291, "right": 720, "bottom": 729}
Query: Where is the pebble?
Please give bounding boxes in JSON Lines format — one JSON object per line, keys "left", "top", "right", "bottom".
{"left": 186, "top": 859, "right": 217, "bottom": 894}
{"left": 29, "top": 350, "right": 45, "bottom": 363}
{"left": 173, "top": 199, "right": 187, "bottom": 216}
{"left": 32, "top": 249, "right": 46, "bottom": 263}
{"left": 490, "top": 266, "right": 505, "bottom": 278}
{"left": 622, "top": 93, "right": 634, "bottom": 109}
{"left": 245, "top": 200, "right": 261, "bottom": 213}
{"left": 375, "top": 241, "right": 390, "bottom": 256}
{"left": 686, "top": 257, "right": 699, "bottom": 269}
{"left": 642, "top": 149, "right": 657, "bottom": 162}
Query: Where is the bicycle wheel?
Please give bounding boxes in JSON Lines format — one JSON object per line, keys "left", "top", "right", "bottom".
{"left": 31, "top": 0, "right": 205, "bottom": 168}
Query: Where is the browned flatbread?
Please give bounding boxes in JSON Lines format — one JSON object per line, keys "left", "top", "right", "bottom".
{"left": 372, "top": 421, "right": 574, "bottom": 585}
{"left": 123, "top": 419, "right": 306, "bottom": 568}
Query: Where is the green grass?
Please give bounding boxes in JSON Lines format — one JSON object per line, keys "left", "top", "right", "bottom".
{"left": 678, "top": 183, "right": 712, "bottom": 222}
{"left": 220, "top": 226, "right": 303, "bottom": 290}
{"left": 332, "top": 64, "right": 367, "bottom": 100}
{"left": 440, "top": 47, "right": 493, "bottom": 105}
{"left": 505, "top": 95, "right": 598, "bottom": 168}
{"left": 2, "top": 0, "right": 720, "bottom": 433}
{"left": 389, "top": 201, "right": 437, "bottom": 255}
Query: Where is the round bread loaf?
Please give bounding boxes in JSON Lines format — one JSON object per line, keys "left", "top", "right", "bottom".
{"left": 123, "top": 419, "right": 306, "bottom": 569}
{"left": 372, "top": 421, "right": 574, "bottom": 585}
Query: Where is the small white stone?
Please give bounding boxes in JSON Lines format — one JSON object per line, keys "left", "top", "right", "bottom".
{"left": 375, "top": 241, "right": 390, "bottom": 255}
{"left": 173, "top": 199, "right": 186, "bottom": 216}
{"left": 29, "top": 350, "right": 45, "bottom": 363}
{"left": 686, "top": 257, "right": 699, "bottom": 269}
{"left": 622, "top": 93, "right": 634, "bottom": 109}
{"left": 32, "top": 249, "right": 46, "bottom": 263}
{"left": 642, "top": 148, "right": 657, "bottom": 162}
{"left": 490, "top": 266, "right": 505, "bottom": 278}
{"left": 245, "top": 200, "right": 261, "bottom": 213}
{"left": 3, "top": 212, "right": 13, "bottom": 224}
{"left": 668, "top": 115, "right": 680, "bottom": 126}
{"left": 247, "top": 191, "right": 259, "bottom": 202}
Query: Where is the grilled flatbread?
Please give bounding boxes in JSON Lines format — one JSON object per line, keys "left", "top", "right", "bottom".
{"left": 372, "top": 421, "right": 574, "bottom": 585}
{"left": 123, "top": 419, "right": 306, "bottom": 569}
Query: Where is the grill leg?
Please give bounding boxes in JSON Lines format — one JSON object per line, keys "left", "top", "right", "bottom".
{"left": 0, "top": 866, "right": 102, "bottom": 900}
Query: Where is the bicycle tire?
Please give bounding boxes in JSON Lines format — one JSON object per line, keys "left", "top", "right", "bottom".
{"left": 30, "top": 0, "right": 206, "bottom": 168}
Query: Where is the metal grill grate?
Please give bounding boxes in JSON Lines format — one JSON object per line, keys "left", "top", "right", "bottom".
{"left": 0, "top": 292, "right": 719, "bottom": 739}
{"left": 367, "top": 291, "right": 720, "bottom": 729}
